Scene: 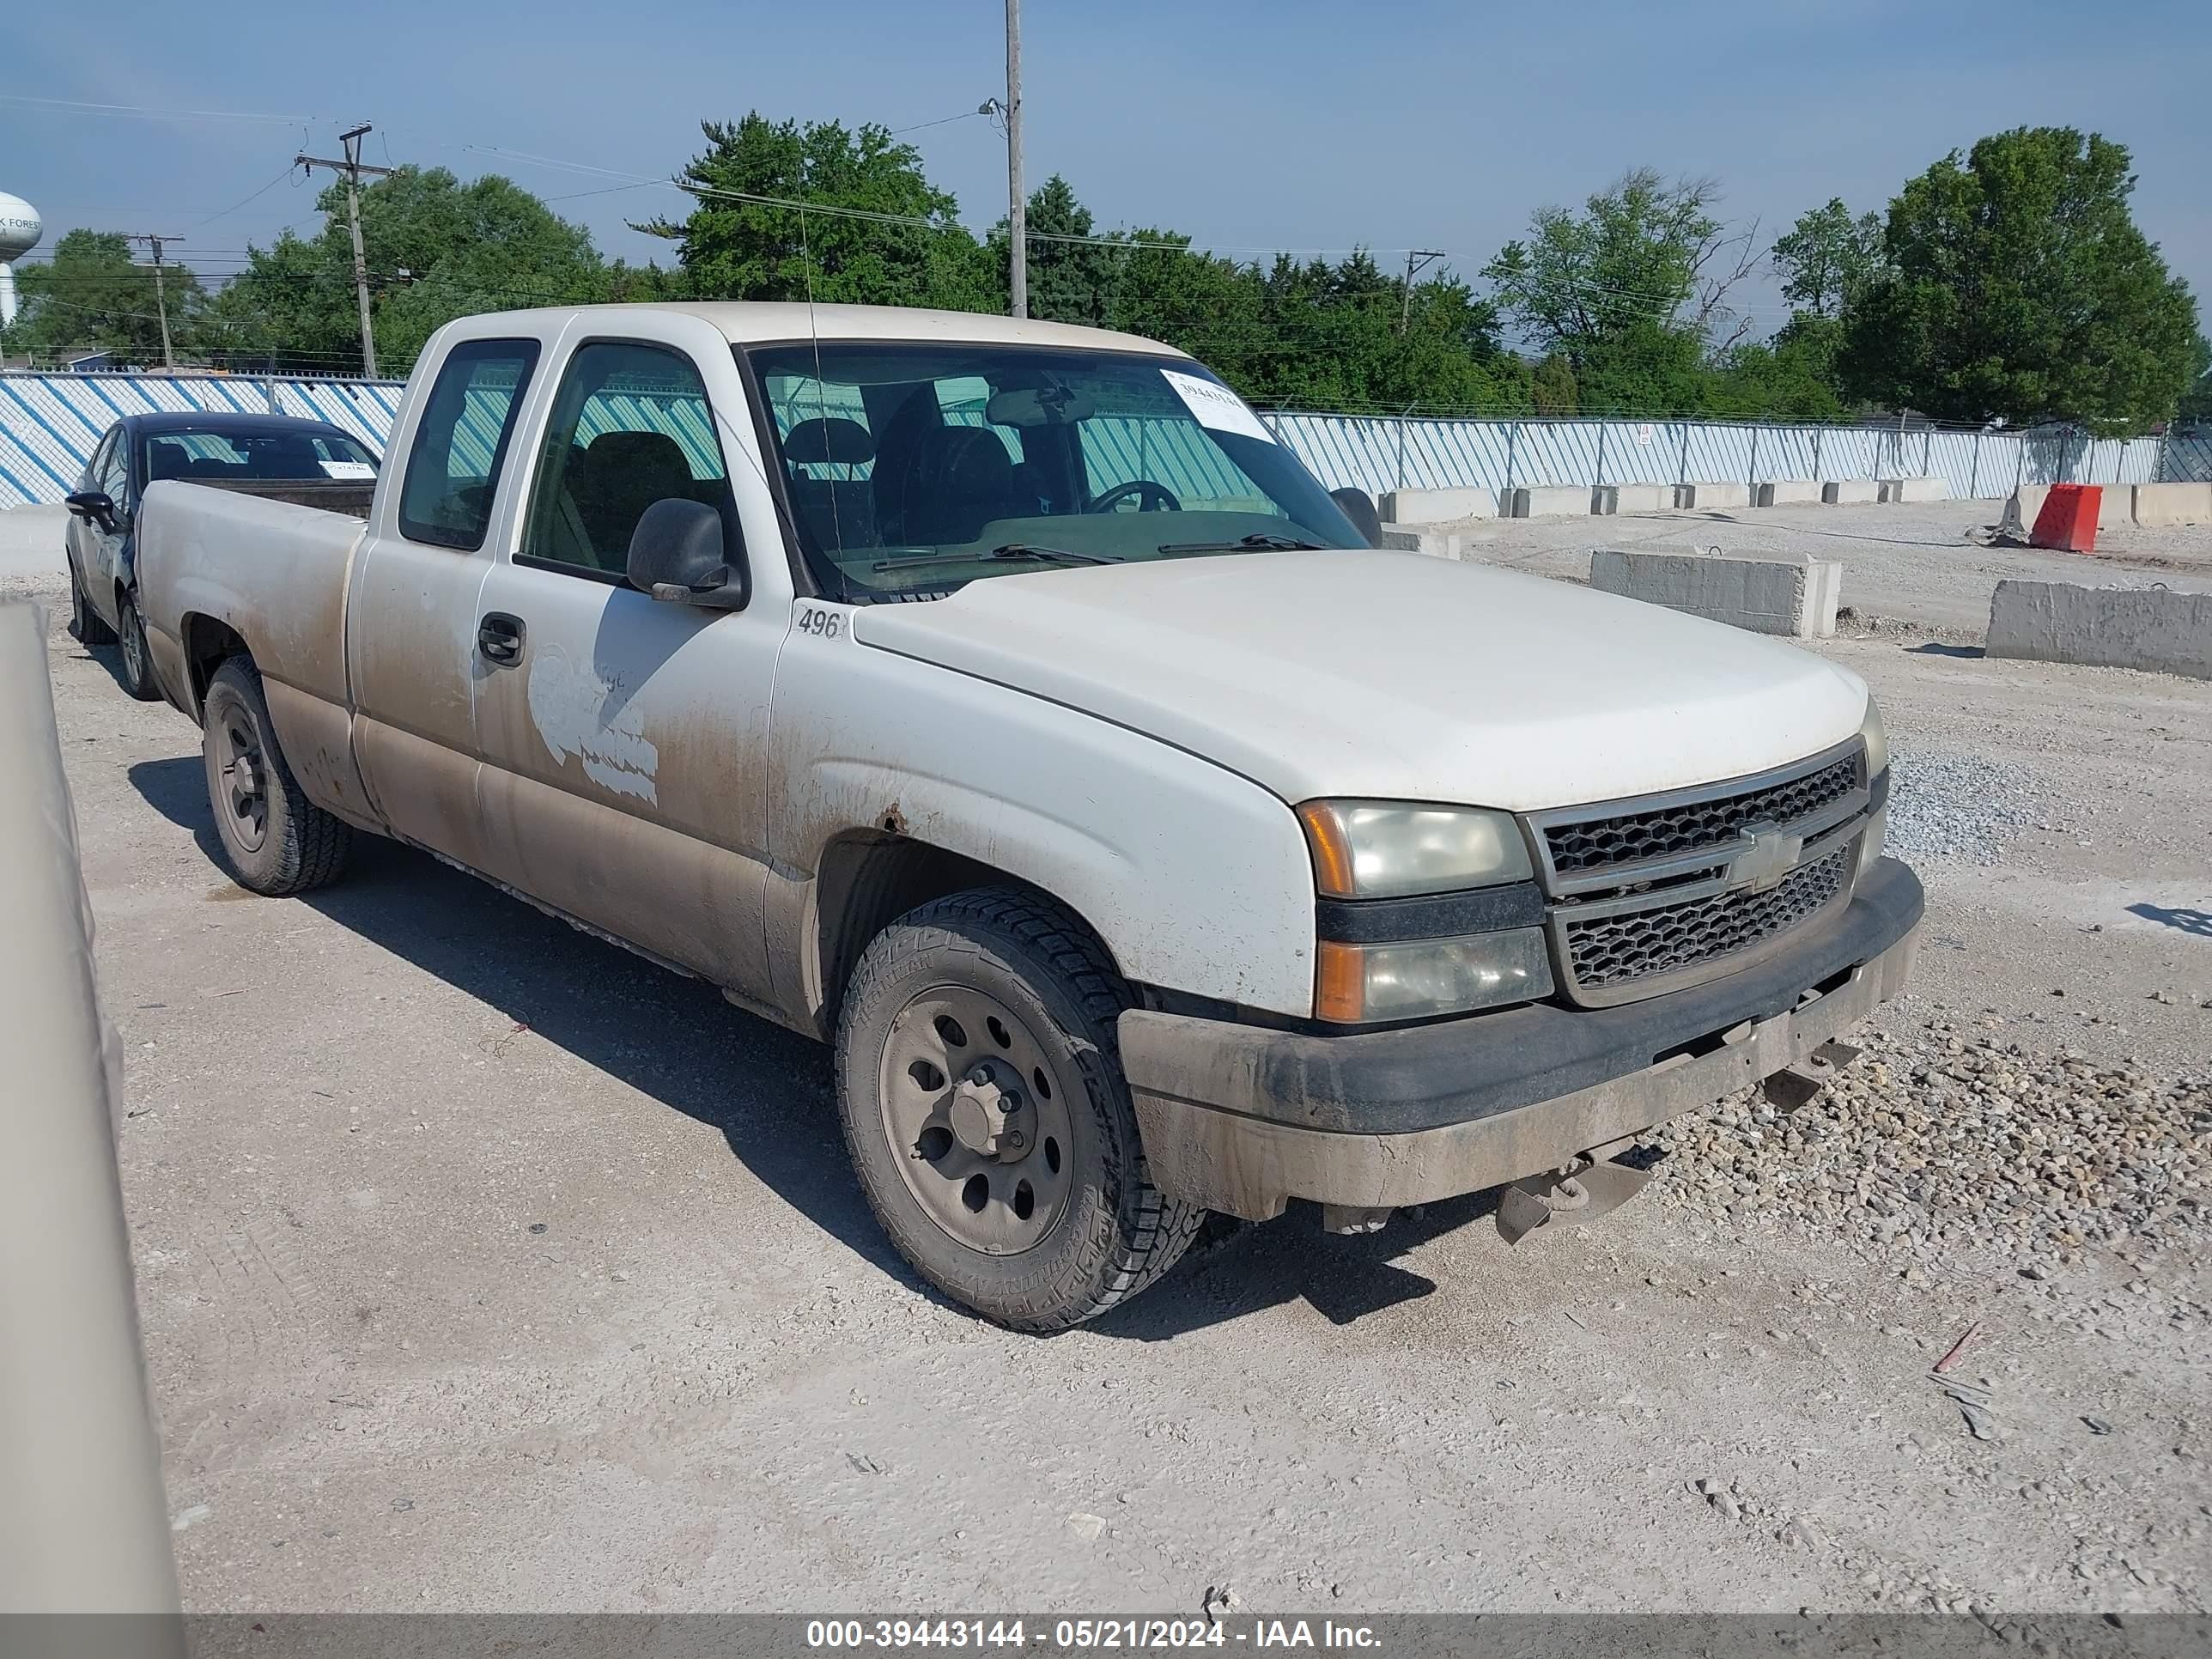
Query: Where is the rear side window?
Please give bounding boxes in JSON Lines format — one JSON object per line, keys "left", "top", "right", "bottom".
{"left": 398, "top": 338, "right": 540, "bottom": 550}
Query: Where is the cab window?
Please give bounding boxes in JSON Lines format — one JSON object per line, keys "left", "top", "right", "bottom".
{"left": 520, "top": 341, "right": 734, "bottom": 581}
{"left": 398, "top": 338, "right": 540, "bottom": 550}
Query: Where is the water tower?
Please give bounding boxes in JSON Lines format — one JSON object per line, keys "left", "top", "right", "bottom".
{"left": 0, "top": 193, "right": 44, "bottom": 331}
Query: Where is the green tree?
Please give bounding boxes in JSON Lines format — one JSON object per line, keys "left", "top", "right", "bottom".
{"left": 1707, "top": 328, "right": 1850, "bottom": 422}
{"left": 994, "top": 173, "right": 1126, "bottom": 325}
{"left": 2174, "top": 335, "right": 2211, "bottom": 422}
{"left": 643, "top": 115, "right": 994, "bottom": 311}
{"left": 1000, "top": 177, "right": 1526, "bottom": 412}
{"left": 1771, "top": 198, "right": 1885, "bottom": 319}
{"left": 207, "top": 167, "right": 611, "bottom": 374}
{"left": 1483, "top": 169, "right": 1759, "bottom": 400}
{"left": 1838, "top": 128, "right": 2200, "bottom": 434}
{"left": 1530, "top": 353, "right": 1577, "bottom": 415}
{"left": 3, "top": 228, "right": 205, "bottom": 365}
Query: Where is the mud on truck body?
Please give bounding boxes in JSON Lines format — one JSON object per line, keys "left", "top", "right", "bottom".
{"left": 134, "top": 301, "right": 1921, "bottom": 1329}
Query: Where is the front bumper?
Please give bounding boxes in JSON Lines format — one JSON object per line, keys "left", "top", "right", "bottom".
{"left": 1121, "top": 856, "right": 1923, "bottom": 1221}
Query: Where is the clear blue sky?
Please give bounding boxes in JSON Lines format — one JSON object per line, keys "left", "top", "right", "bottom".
{"left": 8, "top": 0, "right": 2208, "bottom": 337}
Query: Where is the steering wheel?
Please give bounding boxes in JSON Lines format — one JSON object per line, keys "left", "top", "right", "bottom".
{"left": 1085, "top": 478, "right": 1182, "bottom": 514}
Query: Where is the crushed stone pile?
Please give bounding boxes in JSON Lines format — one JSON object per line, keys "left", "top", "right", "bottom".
{"left": 1642, "top": 1020, "right": 2211, "bottom": 1268}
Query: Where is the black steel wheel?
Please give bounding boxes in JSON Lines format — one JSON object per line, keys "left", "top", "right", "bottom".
{"left": 835, "top": 888, "right": 1204, "bottom": 1330}
{"left": 199, "top": 657, "right": 350, "bottom": 895}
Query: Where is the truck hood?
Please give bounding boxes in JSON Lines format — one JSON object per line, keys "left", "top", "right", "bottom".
{"left": 848, "top": 550, "right": 1869, "bottom": 812}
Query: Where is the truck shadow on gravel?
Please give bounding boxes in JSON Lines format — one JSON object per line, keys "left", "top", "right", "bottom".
{"left": 130, "top": 752, "right": 1516, "bottom": 1338}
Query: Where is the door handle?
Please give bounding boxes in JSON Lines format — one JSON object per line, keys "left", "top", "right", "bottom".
{"left": 477, "top": 612, "right": 525, "bottom": 665}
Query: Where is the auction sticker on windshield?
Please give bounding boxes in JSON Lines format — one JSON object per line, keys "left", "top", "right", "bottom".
{"left": 319, "top": 460, "right": 376, "bottom": 480}
{"left": 1160, "top": 368, "right": 1275, "bottom": 444}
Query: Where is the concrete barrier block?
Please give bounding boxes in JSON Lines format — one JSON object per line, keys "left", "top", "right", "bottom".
{"left": 1821, "top": 480, "right": 1881, "bottom": 505}
{"left": 1510, "top": 485, "right": 1597, "bottom": 518}
{"left": 1589, "top": 548, "right": 1842, "bottom": 639}
{"left": 1755, "top": 479, "right": 1822, "bottom": 507}
{"left": 1986, "top": 580, "right": 2212, "bottom": 680}
{"left": 1380, "top": 526, "right": 1472, "bottom": 561}
{"left": 1676, "top": 482, "right": 1751, "bottom": 510}
{"left": 1602, "top": 483, "right": 1672, "bottom": 514}
{"left": 1380, "top": 486, "right": 1498, "bottom": 525}
{"left": 2005, "top": 484, "right": 2052, "bottom": 538}
{"left": 1881, "top": 476, "right": 1948, "bottom": 503}
{"left": 2129, "top": 483, "right": 2212, "bottom": 528}
{"left": 2095, "top": 487, "right": 2134, "bottom": 536}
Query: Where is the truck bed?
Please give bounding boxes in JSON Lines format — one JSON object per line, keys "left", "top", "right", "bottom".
{"left": 173, "top": 476, "right": 376, "bottom": 519}
{"left": 136, "top": 479, "right": 367, "bottom": 726}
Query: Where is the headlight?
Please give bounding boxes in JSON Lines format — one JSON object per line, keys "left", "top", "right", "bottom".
{"left": 1858, "top": 696, "right": 1888, "bottom": 781}
{"left": 1316, "top": 929, "right": 1553, "bottom": 1023}
{"left": 1295, "top": 800, "right": 1533, "bottom": 898}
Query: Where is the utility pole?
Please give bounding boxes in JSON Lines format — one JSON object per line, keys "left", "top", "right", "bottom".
{"left": 126, "top": 234, "right": 184, "bottom": 369}
{"left": 1004, "top": 0, "right": 1026, "bottom": 319}
{"left": 1399, "top": 249, "right": 1446, "bottom": 334}
{"left": 297, "top": 124, "right": 395, "bottom": 378}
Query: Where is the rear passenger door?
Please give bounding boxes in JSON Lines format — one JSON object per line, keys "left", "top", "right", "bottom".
{"left": 467, "top": 321, "right": 787, "bottom": 1003}
{"left": 347, "top": 332, "right": 545, "bottom": 860}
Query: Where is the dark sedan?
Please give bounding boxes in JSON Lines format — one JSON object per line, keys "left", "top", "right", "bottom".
{"left": 64, "top": 410, "right": 380, "bottom": 699}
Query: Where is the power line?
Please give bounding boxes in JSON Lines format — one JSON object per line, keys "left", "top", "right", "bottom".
{"left": 0, "top": 93, "right": 320, "bottom": 125}
{"left": 889, "top": 109, "right": 993, "bottom": 136}
{"left": 189, "top": 164, "right": 307, "bottom": 231}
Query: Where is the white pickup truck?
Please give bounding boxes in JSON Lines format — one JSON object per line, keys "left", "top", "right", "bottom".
{"left": 136, "top": 301, "right": 1921, "bottom": 1329}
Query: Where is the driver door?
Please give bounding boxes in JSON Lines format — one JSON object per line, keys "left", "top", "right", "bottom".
{"left": 76, "top": 428, "right": 133, "bottom": 625}
{"left": 468, "top": 322, "right": 787, "bottom": 1005}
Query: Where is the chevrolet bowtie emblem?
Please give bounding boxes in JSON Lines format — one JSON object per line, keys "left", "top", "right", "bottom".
{"left": 1729, "top": 823, "right": 1802, "bottom": 892}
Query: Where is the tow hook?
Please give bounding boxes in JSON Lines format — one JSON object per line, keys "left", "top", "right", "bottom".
{"left": 1496, "top": 1141, "right": 1653, "bottom": 1246}
{"left": 1761, "top": 1039, "right": 1863, "bottom": 1114}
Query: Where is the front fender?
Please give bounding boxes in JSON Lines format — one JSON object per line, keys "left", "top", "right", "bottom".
{"left": 769, "top": 633, "right": 1317, "bottom": 1018}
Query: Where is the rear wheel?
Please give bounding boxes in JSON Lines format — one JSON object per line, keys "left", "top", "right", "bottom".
{"left": 200, "top": 657, "right": 351, "bottom": 895}
{"left": 835, "top": 888, "right": 1204, "bottom": 1331}
{"left": 116, "top": 592, "right": 161, "bottom": 701}
{"left": 70, "top": 564, "right": 116, "bottom": 645}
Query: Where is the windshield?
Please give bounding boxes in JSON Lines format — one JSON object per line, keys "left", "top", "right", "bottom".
{"left": 745, "top": 342, "right": 1364, "bottom": 600}
{"left": 143, "top": 428, "right": 379, "bottom": 486}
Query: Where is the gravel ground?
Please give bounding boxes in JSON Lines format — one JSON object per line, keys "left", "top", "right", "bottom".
{"left": 1453, "top": 497, "right": 2212, "bottom": 637}
{"left": 4, "top": 501, "right": 2210, "bottom": 1617}
{"left": 1884, "top": 750, "right": 2061, "bottom": 866}
{"left": 1644, "top": 1024, "right": 2210, "bottom": 1268}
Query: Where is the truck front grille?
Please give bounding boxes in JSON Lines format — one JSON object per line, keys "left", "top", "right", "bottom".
{"left": 1543, "top": 751, "right": 1861, "bottom": 877}
{"left": 1527, "top": 739, "right": 1874, "bottom": 1007}
{"left": 1560, "top": 842, "right": 1854, "bottom": 996}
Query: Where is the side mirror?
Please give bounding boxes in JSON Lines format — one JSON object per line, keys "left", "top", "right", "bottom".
{"left": 66, "top": 490, "right": 118, "bottom": 531}
{"left": 625, "top": 498, "right": 750, "bottom": 611}
{"left": 1329, "top": 487, "right": 1383, "bottom": 549}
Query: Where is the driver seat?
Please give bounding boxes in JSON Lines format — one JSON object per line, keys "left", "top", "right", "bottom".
{"left": 879, "top": 427, "right": 1021, "bottom": 546}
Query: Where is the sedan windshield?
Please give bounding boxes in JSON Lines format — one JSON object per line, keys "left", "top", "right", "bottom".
{"left": 746, "top": 342, "right": 1364, "bottom": 600}
{"left": 143, "top": 428, "right": 379, "bottom": 485}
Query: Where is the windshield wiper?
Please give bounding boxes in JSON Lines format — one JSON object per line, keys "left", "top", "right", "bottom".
{"left": 871, "top": 543, "right": 1117, "bottom": 572}
{"left": 1155, "top": 532, "right": 1325, "bottom": 555}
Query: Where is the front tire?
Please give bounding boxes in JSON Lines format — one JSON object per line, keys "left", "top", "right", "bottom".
{"left": 200, "top": 657, "right": 351, "bottom": 895}
{"left": 116, "top": 592, "right": 161, "bottom": 701}
{"left": 835, "top": 888, "right": 1204, "bottom": 1331}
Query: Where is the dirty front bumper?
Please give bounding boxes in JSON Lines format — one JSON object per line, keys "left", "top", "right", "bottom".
{"left": 1120, "top": 857, "right": 1923, "bottom": 1222}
